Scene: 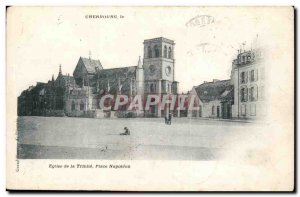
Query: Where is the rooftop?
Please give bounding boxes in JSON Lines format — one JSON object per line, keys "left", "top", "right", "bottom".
{"left": 80, "top": 57, "right": 103, "bottom": 74}
{"left": 195, "top": 79, "right": 233, "bottom": 102}
{"left": 143, "top": 37, "right": 175, "bottom": 44}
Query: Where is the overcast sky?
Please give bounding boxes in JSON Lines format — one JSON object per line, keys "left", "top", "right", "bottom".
{"left": 7, "top": 6, "right": 290, "bottom": 95}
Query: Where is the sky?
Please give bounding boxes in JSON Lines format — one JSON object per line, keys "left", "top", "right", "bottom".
{"left": 7, "top": 6, "right": 288, "bottom": 95}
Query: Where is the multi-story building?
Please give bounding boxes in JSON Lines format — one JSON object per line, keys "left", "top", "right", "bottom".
{"left": 231, "top": 48, "right": 266, "bottom": 119}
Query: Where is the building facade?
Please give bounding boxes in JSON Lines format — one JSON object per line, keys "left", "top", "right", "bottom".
{"left": 187, "top": 79, "right": 234, "bottom": 119}
{"left": 231, "top": 48, "right": 266, "bottom": 119}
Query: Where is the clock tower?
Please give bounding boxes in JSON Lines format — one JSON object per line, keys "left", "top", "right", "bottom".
{"left": 142, "top": 37, "right": 179, "bottom": 117}
{"left": 143, "top": 37, "right": 178, "bottom": 95}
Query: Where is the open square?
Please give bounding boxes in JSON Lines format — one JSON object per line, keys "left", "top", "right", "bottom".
{"left": 17, "top": 116, "right": 264, "bottom": 160}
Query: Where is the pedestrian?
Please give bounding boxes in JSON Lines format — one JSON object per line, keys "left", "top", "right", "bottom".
{"left": 168, "top": 113, "right": 172, "bottom": 125}
{"left": 120, "top": 127, "right": 130, "bottom": 135}
{"left": 165, "top": 115, "right": 168, "bottom": 124}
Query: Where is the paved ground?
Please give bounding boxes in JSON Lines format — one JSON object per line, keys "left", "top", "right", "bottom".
{"left": 17, "top": 116, "right": 266, "bottom": 160}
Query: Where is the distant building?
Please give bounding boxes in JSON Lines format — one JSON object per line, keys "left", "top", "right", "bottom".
{"left": 231, "top": 47, "right": 266, "bottom": 119}
{"left": 18, "top": 37, "right": 179, "bottom": 118}
{"left": 188, "top": 79, "right": 234, "bottom": 119}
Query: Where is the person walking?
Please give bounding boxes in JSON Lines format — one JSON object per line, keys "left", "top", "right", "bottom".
{"left": 168, "top": 113, "right": 172, "bottom": 125}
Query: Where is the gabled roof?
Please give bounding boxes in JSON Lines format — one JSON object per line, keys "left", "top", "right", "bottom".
{"left": 195, "top": 80, "right": 233, "bottom": 102}
{"left": 80, "top": 57, "right": 103, "bottom": 74}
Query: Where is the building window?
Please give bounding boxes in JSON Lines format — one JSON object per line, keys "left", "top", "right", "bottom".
{"left": 250, "top": 70, "right": 255, "bottom": 82}
{"left": 250, "top": 86, "right": 257, "bottom": 101}
{"left": 168, "top": 47, "right": 172, "bottom": 59}
{"left": 241, "top": 88, "right": 244, "bottom": 101}
{"left": 80, "top": 101, "right": 84, "bottom": 111}
{"left": 241, "top": 87, "right": 248, "bottom": 102}
{"left": 212, "top": 106, "right": 215, "bottom": 115}
{"left": 240, "top": 72, "right": 246, "bottom": 84}
{"left": 71, "top": 101, "right": 75, "bottom": 111}
{"left": 154, "top": 45, "right": 159, "bottom": 58}
{"left": 148, "top": 46, "right": 152, "bottom": 58}
{"left": 250, "top": 87, "right": 254, "bottom": 101}
{"left": 163, "top": 45, "right": 167, "bottom": 58}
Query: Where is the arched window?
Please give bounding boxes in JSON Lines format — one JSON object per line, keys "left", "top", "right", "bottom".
{"left": 168, "top": 47, "right": 172, "bottom": 59}
{"left": 148, "top": 46, "right": 152, "bottom": 58}
{"left": 80, "top": 101, "right": 84, "bottom": 111}
{"left": 163, "top": 45, "right": 167, "bottom": 58}
{"left": 212, "top": 106, "right": 215, "bottom": 115}
{"left": 71, "top": 101, "right": 75, "bottom": 111}
{"left": 154, "top": 45, "right": 159, "bottom": 57}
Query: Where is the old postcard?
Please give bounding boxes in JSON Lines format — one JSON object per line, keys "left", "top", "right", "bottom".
{"left": 6, "top": 6, "right": 294, "bottom": 191}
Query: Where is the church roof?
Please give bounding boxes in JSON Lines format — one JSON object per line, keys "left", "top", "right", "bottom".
{"left": 96, "top": 66, "right": 137, "bottom": 95}
{"left": 97, "top": 66, "right": 136, "bottom": 78}
{"left": 61, "top": 75, "right": 76, "bottom": 84}
{"left": 80, "top": 57, "right": 103, "bottom": 74}
{"left": 195, "top": 80, "right": 233, "bottom": 102}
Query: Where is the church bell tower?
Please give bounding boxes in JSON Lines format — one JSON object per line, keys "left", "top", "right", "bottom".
{"left": 143, "top": 37, "right": 177, "bottom": 95}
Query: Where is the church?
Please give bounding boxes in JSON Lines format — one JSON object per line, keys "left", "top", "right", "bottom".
{"left": 18, "top": 37, "right": 179, "bottom": 118}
